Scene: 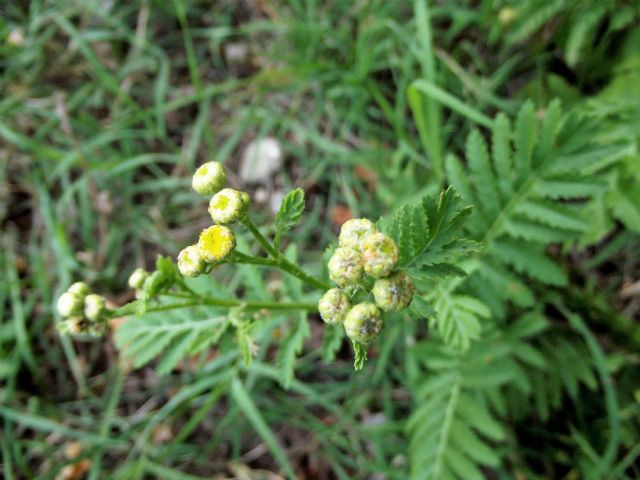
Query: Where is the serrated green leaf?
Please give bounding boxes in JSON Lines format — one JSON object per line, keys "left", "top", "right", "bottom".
{"left": 274, "top": 188, "right": 305, "bottom": 247}
{"left": 277, "top": 313, "right": 310, "bottom": 389}
{"left": 490, "top": 239, "right": 567, "bottom": 286}
{"left": 157, "top": 330, "right": 199, "bottom": 374}
{"left": 353, "top": 342, "right": 368, "bottom": 371}
{"left": 322, "top": 324, "right": 344, "bottom": 363}
{"left": 115, "top": 313, "right": 228, "bottom": 372}
{"left": 467, "top": 129, "right": 500, "bottom": 220}
{"left": 515, "top": 199, "right": 588, "bottom": 231}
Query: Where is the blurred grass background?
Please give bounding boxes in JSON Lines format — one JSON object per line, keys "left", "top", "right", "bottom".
{"left": 1, "top": 0, "right": 639, "bottom": 478}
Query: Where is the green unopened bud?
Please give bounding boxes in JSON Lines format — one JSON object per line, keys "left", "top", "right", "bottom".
{"left": 498, "top": 7, "right": 518, "bottom": 26}
{"left": 339, "top": 218, "right": 377, "bottom": 251}
{"left": 56, "top": 291, "right": 84, "bottom": 318}
{"left": 361, "top": 233, "right": 398, "bottom": 278}
{"left": 68, "top": 282, "right": 89, "bottom": 297}
{"left": 178, "top": 244, "right": 206, "bottom": 277}
{"left": 373, "top": 272, "right": 414, "bottom": 312}
{"left": 197, "top": 225, "right": 235, "bottom": 263}
{"left": 344, "top": 302, "right": 384, "bottom": 345}
{"left": 128, "top": 268, "right": 148, "bottom": 289}
{"left": 58, "top": 317, "right": 106, "bottom": 337}
{"left": 328, "top": 247, "right": 364, "bottom": 286}
{"left": 84, "top": 294, "right": 106, "bottom": 322}
{"left": 208, "top": 188, "right": 249, "bottom": 224}
{"left": 318, "top": 288, "right": 351, "bottom": 325}
{"left": 57, "top": 317, "right": 85, "bottom": 335}
{"left": 192, "top": 161, "right": 226, "bottom": 195}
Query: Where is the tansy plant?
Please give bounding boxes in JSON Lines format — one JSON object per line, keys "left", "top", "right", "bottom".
{"left": 56, "top": 160, "right": 473, "bottom": 371}
{"left": 53, "top": 101, "right": 625, "bottom": 477}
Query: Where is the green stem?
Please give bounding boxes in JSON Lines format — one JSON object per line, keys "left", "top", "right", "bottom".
{"left": 109, "top": 297, "right": 318, "bottom": 319}
{"left": 278, "top": 259, "right": 332, "bottom": 291}
{"left": 240, "top": 217, "right": 331, "bottom": 291}
{"left": 241, "top": 217, "right": 280, "bottom": 258}
{"left": 229, "top": 251, "right": 279, "bottom": 267}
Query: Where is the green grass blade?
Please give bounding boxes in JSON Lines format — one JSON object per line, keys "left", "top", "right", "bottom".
{"left": 230, "top": 377, "right": 296, "bottom": 480}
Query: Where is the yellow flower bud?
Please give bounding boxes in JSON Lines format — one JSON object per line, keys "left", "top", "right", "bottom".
{"left": 361, "top": 233, "right": 398, "bottom": 278}
{"left": 56, "top": 292, "right": 83, "bottom": 318}
{"left": 498, "top": 7, "right": 518, "bottom": 26}
{"left": 192, "top": 161, "right": 226, "bottom": 195}
{"left": 128, "top": 268, "right": 149, "bottom": 289}
{"left": 328, "top": 247, "right": 364, "bottom": 286}
{"left": 197, "top": 225, "right": 235, "bottom": 263}
{"left": 318, "top": 288, "right": 351, "bottom": 325}
{"left": 373, "top": 272, "right": 414, "bottom": 312}
{"left": 344, "top": 302, "right": 384, "bottom": 345}
{"left": 338, "top": 218, "right": 377, "bottom": 251}
{"left": 84, "top": 294, "right": 106, "bottom": 322}
{"left": 208, "top": 188, "right": 249, "bottom": 224}
{"left": 178, "top": 244, "right": 206, "bottom": 277}
{"left": 68, "top": 282, "right": 89, "bottom": 297}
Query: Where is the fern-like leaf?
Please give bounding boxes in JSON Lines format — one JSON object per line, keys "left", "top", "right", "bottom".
{"left": 115, "top": 312, "right": 229, "bottom": 373}
{"left": 446, "top": 100, "right": 627, "bottom": 318}
{"left": 408, "top": 314, "right": 550, "bottom": 479}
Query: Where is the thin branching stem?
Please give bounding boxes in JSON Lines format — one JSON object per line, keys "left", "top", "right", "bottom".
{"left": 240, "top": 217, "right": 331, "bottom": 291}
{"left": 108, "top": 297, "right": 317, "bottom": 319}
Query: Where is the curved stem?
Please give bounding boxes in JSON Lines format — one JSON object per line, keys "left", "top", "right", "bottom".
{"left": 277, "top": 260, "right": 331, "bottom": 291}
{"left": 241, "top": 217, "right": 279, "bottom": 258}
{"left": 240, "top": 217, "right": 331, "bottom": 291}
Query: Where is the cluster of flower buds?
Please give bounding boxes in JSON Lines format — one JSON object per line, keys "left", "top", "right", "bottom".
{"left": 318, "top": 219, "right": 414, "bottom": 345}
{"left": 56, "top": 282, "right": 107, "bottom": 336}
{"left": 177, "top": 161, "right": 251, "bottom": 277}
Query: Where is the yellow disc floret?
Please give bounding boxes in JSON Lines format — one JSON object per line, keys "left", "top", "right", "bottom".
{"left": 197, "top": 225, "right": 236, "bottom": 263}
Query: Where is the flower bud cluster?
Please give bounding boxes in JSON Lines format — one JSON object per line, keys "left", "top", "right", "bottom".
{"left": 56, "top": 282, "right": 107, "bottom": 337}
{"left": 318, "top": 218, "right": 414, "bottom": 345}
{"left": 179, "top": 162, "right": 252, "bottom": 277}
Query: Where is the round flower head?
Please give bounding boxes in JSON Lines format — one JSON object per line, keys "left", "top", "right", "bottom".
{"left": 208, "top": 188, "right": 249, "bottom": 224}
{"left": 318, "top": 288, "right": 351, "bottom": 325}
{"left": 56, "top": 292, "right": 84, "bottom": 318}
{"left": 373, "top": 272, "right": 414, "bottom": 312}
{"left": 344, "top": 302, "right": 384, "bottom": 345}
{"left": 67, "top": 282, "right": 89, "bottom": 298}
{"left": 128, "top": 268, "right": 149, "bottom": 290}
{"left": 361, "top": 233, "right": 398, "bottom": 278}
{"left": 197, "top": 225, "right": 235, "bottom": 263}
{"left": 339, "top": 218, "right": 377, "bottom": 251}
{"left": 328, "top": 247, "right": 364, "bottom": 287}
{"left": 192, "top": 161, "right": 226, "bottom": 195}
{"left": 84, "top": 294, "right": 106, "bottom": 322}
{"left": 178, "top": 244, "right": 206, "bottom": 277}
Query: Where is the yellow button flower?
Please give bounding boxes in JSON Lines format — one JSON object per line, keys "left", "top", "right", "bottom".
{"left": 197, "top": 225, "right": 236, "bottom": 263}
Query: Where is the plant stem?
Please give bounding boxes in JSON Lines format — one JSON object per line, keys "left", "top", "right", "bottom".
{"left": 241, "top": 217, "right": 280, "bottom": 258}
{"left": 240, "top": 217, "right": 331, "bottom": 291}
{"left": 229, "top": 251, "right": 279, "bottom": 267}
{"left": 108, "top": 297, "right": 318, "bottom": 319}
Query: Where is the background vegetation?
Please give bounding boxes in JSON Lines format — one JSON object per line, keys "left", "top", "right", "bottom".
{"left": 1, "top": 0, "right": 639, "bottom": 478}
